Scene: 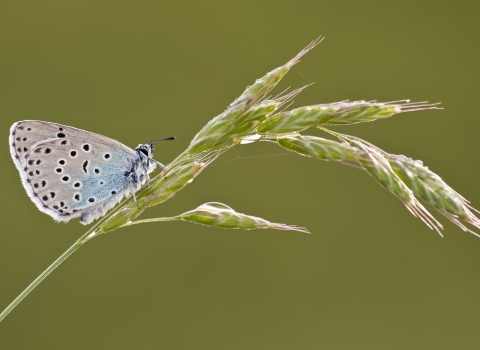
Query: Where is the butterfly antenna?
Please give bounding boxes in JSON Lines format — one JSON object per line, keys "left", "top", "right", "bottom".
{"left": 148, "top": 136, "right": 176, "bottom": 144}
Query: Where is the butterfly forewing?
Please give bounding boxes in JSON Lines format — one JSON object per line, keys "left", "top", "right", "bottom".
{"left": 10, "top": 120, "right": 146, "bottom": 224}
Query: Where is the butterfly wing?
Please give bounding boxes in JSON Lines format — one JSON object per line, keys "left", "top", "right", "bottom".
{"left": 10, "top": 120, "right": 142, "bottom": 225}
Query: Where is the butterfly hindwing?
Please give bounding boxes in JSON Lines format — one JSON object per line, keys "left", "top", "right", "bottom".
{"left": 10, "top": 120, "right": 147, "bottom": 224}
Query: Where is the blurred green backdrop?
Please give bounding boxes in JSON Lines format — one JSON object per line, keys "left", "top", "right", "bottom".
{"left": 1, "top": 1, "right": 479, "bottom": 349}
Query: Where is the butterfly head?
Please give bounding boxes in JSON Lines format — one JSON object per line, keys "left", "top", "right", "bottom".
{"left": 136, "top": 143, "right": 156, "bottom": 172}
{"left": 136, "top": 143, "right": 154, "bottom": 158}
{"left": 135, "top": 136, "right": 176, "bottom": 172}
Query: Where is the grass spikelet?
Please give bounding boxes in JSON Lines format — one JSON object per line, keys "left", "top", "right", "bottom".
{"left": 270, "top": 133, "right": 444, "bottom": 235}
{"left": 187, "top": 38, "right": 323, "bottom": 155}
{"left": 322, "top": 100, "right": 441, "bottom": 126}
{"left": 323, "top": 130, "right": 480, "bottom": 234}
{"left": 272, "top": 134, "right": 360, "bottom": 162}
{"left": 339, "top": 136, "right": 444, "bottom": 234}
{"left": 135, "top": 202, "right": 310, "bottom": 233}
{"left": 234, "top": 37, "right": 323, "bottom": 106}
{"left": 256, "top": 100, "right": 441, "bottom": 135}
{"left": 389, "top": 155, "right": 480, "bottom": 237}
{"left": 314, "top": 129, "right": 480, "bottom": 236}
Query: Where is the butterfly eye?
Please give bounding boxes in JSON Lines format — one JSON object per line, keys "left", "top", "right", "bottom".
{"left": 139, "top": 148, "right": 149, "bottom": 157}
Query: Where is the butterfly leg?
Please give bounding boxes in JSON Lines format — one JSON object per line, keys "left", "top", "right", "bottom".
{"left": 152, "top": 159, "right": 166, "bottom": 170}
{"left": 130, "top": 189, "right": 140, "bottom": 209}
{"left": 146, "top": 172, "right": 154, "bottom": 195}
{"left": 141, "top": 162, "right": 155, "bottom": 195}
{"left": 127, "top": 173, "right": 140, "bottom": 209}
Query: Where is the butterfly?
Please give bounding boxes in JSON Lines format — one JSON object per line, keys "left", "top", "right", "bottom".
{"left": 9, "top": 121, "right": 174, "bottom": 225}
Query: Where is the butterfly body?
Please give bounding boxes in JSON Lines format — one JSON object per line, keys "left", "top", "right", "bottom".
{"left": 9, "top": 121, "right": 159, "bottom": 225}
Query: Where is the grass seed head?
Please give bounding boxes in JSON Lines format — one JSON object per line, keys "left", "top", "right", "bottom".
{"left": 90, "top": 37, "right": 471, "bottom": 238}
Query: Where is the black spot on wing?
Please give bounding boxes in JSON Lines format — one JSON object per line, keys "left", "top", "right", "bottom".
{"left": 82, "top": 160, "right": 88, "bottom": 174}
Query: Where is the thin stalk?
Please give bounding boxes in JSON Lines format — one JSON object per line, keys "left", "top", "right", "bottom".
{"left": 0, "top": 191, "right": 137, "bottom": 322}
{"left": 0, "top": 227, "right": 92, "bottom": 322}
{"left": 123, "top": 217, "right": 177, "bottom": 226}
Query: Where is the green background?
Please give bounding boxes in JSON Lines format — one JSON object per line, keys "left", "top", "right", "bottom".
{"left": 1, "top": 1, "right": 479, "bottom": 349}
